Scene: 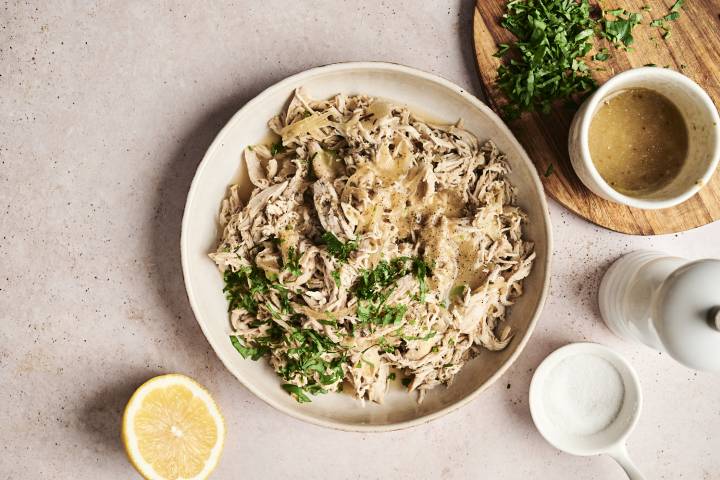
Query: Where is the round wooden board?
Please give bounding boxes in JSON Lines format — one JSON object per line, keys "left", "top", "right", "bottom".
{"left": 473, "top": 0, "right": 720, "bottom": 235}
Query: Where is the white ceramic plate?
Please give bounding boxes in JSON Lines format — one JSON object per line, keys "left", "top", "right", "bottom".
{"left": 181, "top": 62, "right": 552, "bottom": 431}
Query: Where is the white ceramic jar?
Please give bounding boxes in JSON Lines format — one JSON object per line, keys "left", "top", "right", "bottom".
{"left": 568, "top": 67, "right": 720, "bottom": 210}
{"left": 599, "top": 250, "right": 720, "bottom": 371}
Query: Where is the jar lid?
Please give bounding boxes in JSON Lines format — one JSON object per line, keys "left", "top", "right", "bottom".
{"left": 655, "top": 259, "right": 720, "bottom": 371}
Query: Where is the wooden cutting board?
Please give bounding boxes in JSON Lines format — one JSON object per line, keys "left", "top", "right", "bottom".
{"left": 473, "top": 0, "right": 720, "bottom": 235}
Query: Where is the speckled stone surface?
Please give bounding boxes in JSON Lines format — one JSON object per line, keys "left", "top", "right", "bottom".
{"left": 1, "top": 1, "right": 719, "bottom": 479}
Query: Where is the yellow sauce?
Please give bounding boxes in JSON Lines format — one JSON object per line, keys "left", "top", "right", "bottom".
{"left": 588, "top": 88, "right": 688, "bottom": 194}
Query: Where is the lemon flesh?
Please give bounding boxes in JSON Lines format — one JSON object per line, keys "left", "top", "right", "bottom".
{"left": 122, "top": 374, "right": 225, "bottom": 480}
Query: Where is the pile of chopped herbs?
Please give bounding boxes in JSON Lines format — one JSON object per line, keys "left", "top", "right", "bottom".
{"left": 225, "top": 230, "right": 434, "bottom": 403}
{"left": 495, "top": 0, "right": 685, "bottom": 119}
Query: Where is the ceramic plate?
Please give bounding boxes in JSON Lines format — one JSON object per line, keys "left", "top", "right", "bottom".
{"left": 181, "top": 62, "right": 552, "bottom": 431}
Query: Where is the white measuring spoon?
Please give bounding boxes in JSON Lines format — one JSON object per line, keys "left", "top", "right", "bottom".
{"left": 529, "top": 343, "right": 645, "bottom": 479}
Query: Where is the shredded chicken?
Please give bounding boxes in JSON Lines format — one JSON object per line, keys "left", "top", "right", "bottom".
{"left": 210, "top": 89, "right": 535, "bottom": 404}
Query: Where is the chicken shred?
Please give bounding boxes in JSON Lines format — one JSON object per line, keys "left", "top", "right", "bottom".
{"left": 210, "top": 89, "right": 534, "bottom": 404}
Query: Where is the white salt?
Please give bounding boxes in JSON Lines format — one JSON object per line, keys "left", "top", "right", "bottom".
{"left": 543, "top": 354, "right": 625, "bottom": 436}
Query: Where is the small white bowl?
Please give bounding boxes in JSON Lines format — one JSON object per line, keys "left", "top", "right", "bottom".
{"left": 529, "top": 343, "right": 644, "bottom": 478}
{"left": 568, "top": 67, "right": 720, "bottom": 210}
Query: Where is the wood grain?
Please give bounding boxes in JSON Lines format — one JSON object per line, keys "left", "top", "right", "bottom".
{"left": 473, "top": 0, "right": 720, "bottom": 235}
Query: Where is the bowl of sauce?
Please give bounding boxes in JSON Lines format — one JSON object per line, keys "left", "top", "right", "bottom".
{"left": 569, "top": 67, "right": 720, "bottom": 210}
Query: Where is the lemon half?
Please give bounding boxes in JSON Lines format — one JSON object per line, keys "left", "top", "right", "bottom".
{"left": 122, "top": 374, "right": 225, "bottom": 480}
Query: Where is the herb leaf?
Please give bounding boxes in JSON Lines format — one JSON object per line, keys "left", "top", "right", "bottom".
{"left": 281, "top": 384, "right": 311, "bottom": 403}
{"left": 321, "top": 231, "right": 358, "bottom": 263}
{"left": 284, "top": 246, "right": 302, "bottom": 276}
{"left": 602, "top": 12, "right": 642, "bottom": 47}
{"left": 330, "top": 269, "right": 341, "bottom": 287}
{"left": 230, "top": 335, "right": 267, "bottom": 361}
{"left": 270, "top": 141, "right": 285, "bottom": 156}
{"left": 223, "top": 266, "right": 272, "bottom": 314}
{"left": 495, "top": 0, "right": 598, "bottom": 119}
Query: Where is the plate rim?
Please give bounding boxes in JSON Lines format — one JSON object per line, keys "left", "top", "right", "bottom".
{"left": 180, "top": 61, "right": 553, "bottom": 432}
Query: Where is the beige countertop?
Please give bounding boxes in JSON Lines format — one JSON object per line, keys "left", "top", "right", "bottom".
{"left": 1, "top": 1, "right": 719, "bottom": 478}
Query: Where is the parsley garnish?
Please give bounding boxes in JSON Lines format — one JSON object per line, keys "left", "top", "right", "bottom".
{"left": 544, "top": 164, "right": 555, "bottom": 177}
{"left": 495, "top": 0, "right": 598, "bottom": 119}
{"left": 593, "top": 48, "right": 610, "bottom": 62}
{"left": 353, "top": 256, "right": 430, "bottom": 301}
{"left": 284, "top": 246, "right": 302, "bottom": 276}
{"left": 270, "top": 141, "right": 285, "bottom": 156}
{"left": 647, "top": 1, "right": 683, "bottom": 40}
{"left": 223, "top": 266, "right": 272, "bottom": 314}
{"left": 281, "top": 384, "right": 311, "bottom": 403}
{"left": 412, "top": 257, "right": 430, "bottom": 302}
{"left": 223, "top": 258, "right": 349, "bottom": 404}
{"left": 230, "top": 335, "right": 268, "bottom": 360}
{"left": 357, "top": 301, "right": 407, "bottom": 326}
{"left": 331, "top": 269, "right": 341, "bottom": 287}
{"left": 321, "top": 231, "right": 358, "bottom": 262}
{"left": 494, "top": 0, "right": 680, "bottom": 119}
{"left": 278, "top": 329, "right": 347, "bottom": 402}
{"left": 351, "top": 256, "right": 431, "bottom": 328}
{"left": 403, "top": 331, "right": 436, "bottom": 341}
{"left": 601, "top": 11, "right": 642, "bottom": 48}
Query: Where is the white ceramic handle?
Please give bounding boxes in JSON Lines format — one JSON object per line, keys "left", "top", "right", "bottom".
{"left": 710, "top": 307, "right": 720, "bottom": 332}
{"left": 609, "top": 445, "right": 645, "bottom": 480}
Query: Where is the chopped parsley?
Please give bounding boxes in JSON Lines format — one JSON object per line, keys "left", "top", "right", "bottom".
{"left": 321, "top": 231, "right": 358, "bottom": 262}
{"left": 284, "top": 246, "right": 302, "bottom": 276}
{"left": 544, "top": 164, "right": 555, "bottom": 177}
{"left": 495, "top": 0, "right": 598, "bottom": 119}
{"left": 351, "top": 256, "right": 432, "bottom": 329}
{"left": 224, "top": 262, "right": 349, "bottom": 403}
{"left": 281, "top": 384, "right": 311, "bottom": 403}
{"left": 601, "top": 11, "right": 643, "bottom": 48}
{"left": 403, "top": 331, "right": 436, "bottom": 341}
{"left": 330, "top": 269, "right": 341, "bottom": 287}
{"left": 412, "top": 256, "right": 430, "bottom": 302}
{"left": 272, "top": 328, "right": 347, "bottom": 402}
{"left": 270, "top": 141, "right": 285, "bottom": 156}
{"left": 356, "top": 301, "right": 407, "bottom": 326}
{"left": 353, "top": 256, "right": 431, "bottom": 301}
{"left": 495, "top": 0, "right": 684, "bottom": 119}
{"left": 649, "top": 0, "right": 683, "bottom": 38}
{"left": 593, "top": 48, "right": 610, "bottom": 62}
{"left": 223, "top": 266, "right": 272, "bottom": 314}
{"left": 230, "top": 335, "right": 267, "bottom": 361}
